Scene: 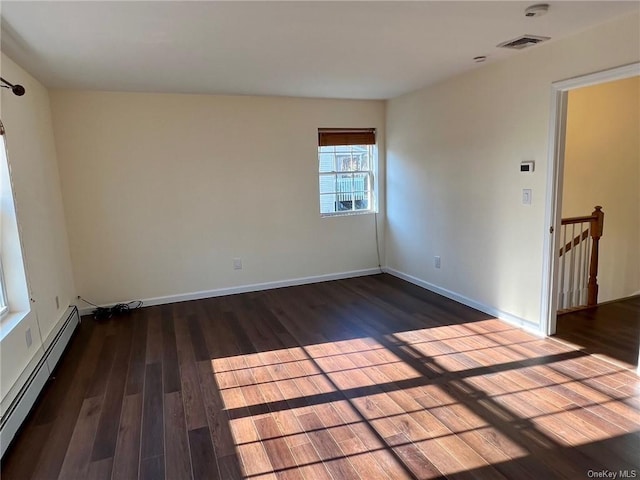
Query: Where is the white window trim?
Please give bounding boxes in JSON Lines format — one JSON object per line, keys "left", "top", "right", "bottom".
{"left": 0, "top": 259, "right": 9, "bottom": 319}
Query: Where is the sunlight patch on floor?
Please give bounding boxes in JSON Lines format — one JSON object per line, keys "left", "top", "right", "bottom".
{"left": 202, "top": 319, "right": 640, "bottom": 479}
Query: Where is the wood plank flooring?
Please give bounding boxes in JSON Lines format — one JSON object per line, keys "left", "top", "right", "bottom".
{"left": 2, "top": 274, "right": 639, "bottom": 479}
{"left": 555, "top": 296, "right": 640, "bottom": 368}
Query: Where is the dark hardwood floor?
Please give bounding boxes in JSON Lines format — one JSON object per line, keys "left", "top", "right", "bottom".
{"left": 555, "top": 296, "right": 640, "bottom": 368}
{"left": 2, "top": 274, "right": 639, "bottom": 479}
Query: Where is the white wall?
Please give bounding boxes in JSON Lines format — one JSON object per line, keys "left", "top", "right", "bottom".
{"left": 49, "top": 92, "right": 385, "bottom": 305}
{"left": 0, "top": 53, "right": 76, "bottom": 411}
{"left": 562, "top": 76, "right": 640, "bottom": 302}
{"left": 385, "top": 13, "right": 640, "bottom": 327}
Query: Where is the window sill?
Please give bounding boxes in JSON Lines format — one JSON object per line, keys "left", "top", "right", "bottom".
{"left": 0, "top": 310, "right": 31, "bottom": 342}
{"left": 321, "top": 210, "right": 377, "bottom": 218}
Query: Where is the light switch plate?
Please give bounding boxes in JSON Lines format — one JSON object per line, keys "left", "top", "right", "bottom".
{"left": 522, "top": 189, "right": 532, "bottom": 205}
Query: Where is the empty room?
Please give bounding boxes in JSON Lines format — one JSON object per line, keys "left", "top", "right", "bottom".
{"left": 1, "top": 2, "right": 639, "bottom": 479}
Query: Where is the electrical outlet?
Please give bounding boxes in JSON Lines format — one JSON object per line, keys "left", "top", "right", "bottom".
{"left": 434, "top": 256, "right": 441, "bottom": 269}
{"left": 233, "top": 258, "right": 242, "bottom": 270}
{"left": 25, "top": 328, "right": 32, "bottom": 348}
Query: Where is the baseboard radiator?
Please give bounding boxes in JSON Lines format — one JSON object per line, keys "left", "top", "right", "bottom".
{"left": 0, "top": 306, "right": 80, "bottom": 458}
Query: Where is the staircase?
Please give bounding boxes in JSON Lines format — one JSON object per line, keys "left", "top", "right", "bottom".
{"left": 558, "top": 206, "right": 604, "bottom": 314}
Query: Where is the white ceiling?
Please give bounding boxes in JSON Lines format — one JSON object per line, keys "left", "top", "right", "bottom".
{"left": 1, "top": 1, "right": 638, "bottom": 100}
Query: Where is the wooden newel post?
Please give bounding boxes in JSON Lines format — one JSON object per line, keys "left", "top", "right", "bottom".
{"left": 587, "top": 206, "right": 604, "bottom": 306}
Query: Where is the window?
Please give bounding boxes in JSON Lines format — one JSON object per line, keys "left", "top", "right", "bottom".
{"left": 0, "top": 124, "right": 30, "bottom": 323}
{"left": 0, "top": 259, "right": 8, "bottom": 319}
{"left": 318, "top": 128, "right": 376, "bottom": 216}
{"left": 0, "top": 127, "right": 8, "bottom": 319}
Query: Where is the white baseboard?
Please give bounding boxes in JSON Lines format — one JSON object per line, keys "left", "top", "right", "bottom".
{"left": 78, "top": 268, "right": 383, "bottom": 316}
{"left": 76, "top": 267, "right": 544, "bottom": 338}
{"left": 382, "top": 267, "right": 543, "bottom": 336}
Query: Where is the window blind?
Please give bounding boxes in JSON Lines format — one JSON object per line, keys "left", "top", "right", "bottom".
{"left": 318, "top": 128, "right": 376, "bottom": 147}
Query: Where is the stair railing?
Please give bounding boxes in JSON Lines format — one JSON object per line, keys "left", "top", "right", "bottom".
{"left": 558, "top": 206, "right": 604, "bottom": 313}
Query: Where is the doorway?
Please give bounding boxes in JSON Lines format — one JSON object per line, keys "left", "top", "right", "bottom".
{"left": 541, "top": 62, "right": 640, "bottom": 369}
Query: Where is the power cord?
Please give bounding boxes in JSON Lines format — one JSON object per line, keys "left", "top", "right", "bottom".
{"left": 374, "top": 211, "right": 382, "bottom": 272}
{"left": 77, "top": 296, "right": 143, "bottom": 320}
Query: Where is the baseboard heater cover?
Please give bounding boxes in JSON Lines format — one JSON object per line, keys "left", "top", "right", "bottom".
{"left": 0, "top": 306, "right": 79, "bottom": 458}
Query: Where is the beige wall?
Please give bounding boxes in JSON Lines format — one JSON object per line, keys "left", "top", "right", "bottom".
{"left": 50, "top": 92, "right": 385, "bottom": 305}
{"left": 385, "top": 13, "right": 640, "bottom": 327}
{"left": 0, "top": 53, "right": 76, "bottom": 408}
{"left": 562, "top": 76, "right": 640, "bottom": 302}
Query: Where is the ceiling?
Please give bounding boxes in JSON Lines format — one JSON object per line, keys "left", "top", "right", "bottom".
{"left": 1, "top": 1, "right": 638, "bottom": 100}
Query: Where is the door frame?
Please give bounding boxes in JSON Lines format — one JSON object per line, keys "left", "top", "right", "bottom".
{"left": 541, "top": 62, "right": 640, "bottom": 338}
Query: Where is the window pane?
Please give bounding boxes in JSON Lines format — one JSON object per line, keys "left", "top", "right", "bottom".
{"left": 354, "top": 192, "right": 370, "bottom": 210}
{"left": 355, "top": 201, "right": 369, "bottom": 210}
{"left": 358, "top": 151, "right": 370, "bottom": 171}
{"left": 319, "top": 152, "right": 334, "bottom": 173}
{"left": 353, "top": 173, "right": 368, "bottom": 192}
{"left": 320, "top": 194, "right": 337, "bottom": 214}
{"left": 319, "top": 174, "right": 336, "bottom": 194}
{"left": 337, "top": 197, "right": 353, "bottom": 211}
{"left": 336, "top": 174, "right": 352, "bottom": 194}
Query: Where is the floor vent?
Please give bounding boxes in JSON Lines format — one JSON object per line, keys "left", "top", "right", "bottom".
{"left": 497, "top": 34, "right": 550, "bottom": 50}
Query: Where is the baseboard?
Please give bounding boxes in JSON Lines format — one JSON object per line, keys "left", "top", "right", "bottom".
{"left": 1, "top": 306, "right": 79, "bottom": 458}
{"left": 585, "top": 293, "right": 640, "bottom": 309}
{"left": 382, "top": 267, "right": 543, "bottom": 336}
{"left": 78, "top": 268, "right": 383, "bottom": 316}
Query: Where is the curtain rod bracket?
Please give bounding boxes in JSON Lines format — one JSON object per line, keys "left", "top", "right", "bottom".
{"left": 0, "top": 77, "right": 26, "bottom": 96}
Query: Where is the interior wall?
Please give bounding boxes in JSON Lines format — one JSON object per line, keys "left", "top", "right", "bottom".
{"left": 49, "top": 92, "right": 385, "bottom": 305}
{"left": 0, "top": 53, "right": 76, "bottom": 408}
{"left": 562, "top": 76, "right": 640, "bottom": 302}
{"left": 385, "top": 13, "right": 640, "bottom": 327}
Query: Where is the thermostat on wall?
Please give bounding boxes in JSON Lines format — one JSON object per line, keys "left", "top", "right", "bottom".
{"left": 520, "top": 161, "right": 535, "bottom": 173}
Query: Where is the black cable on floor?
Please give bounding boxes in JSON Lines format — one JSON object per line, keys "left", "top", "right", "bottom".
{"left": 77, "top": 296, "right": 143, "bottom": 320}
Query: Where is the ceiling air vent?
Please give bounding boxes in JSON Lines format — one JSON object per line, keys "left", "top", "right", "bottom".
{"left": 497, "top": 34, "right": 550, "bottom": 50}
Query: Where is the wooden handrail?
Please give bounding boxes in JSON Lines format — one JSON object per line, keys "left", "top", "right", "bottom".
{"left": 561, "top": 214, "right": 598, "bottom": 225}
